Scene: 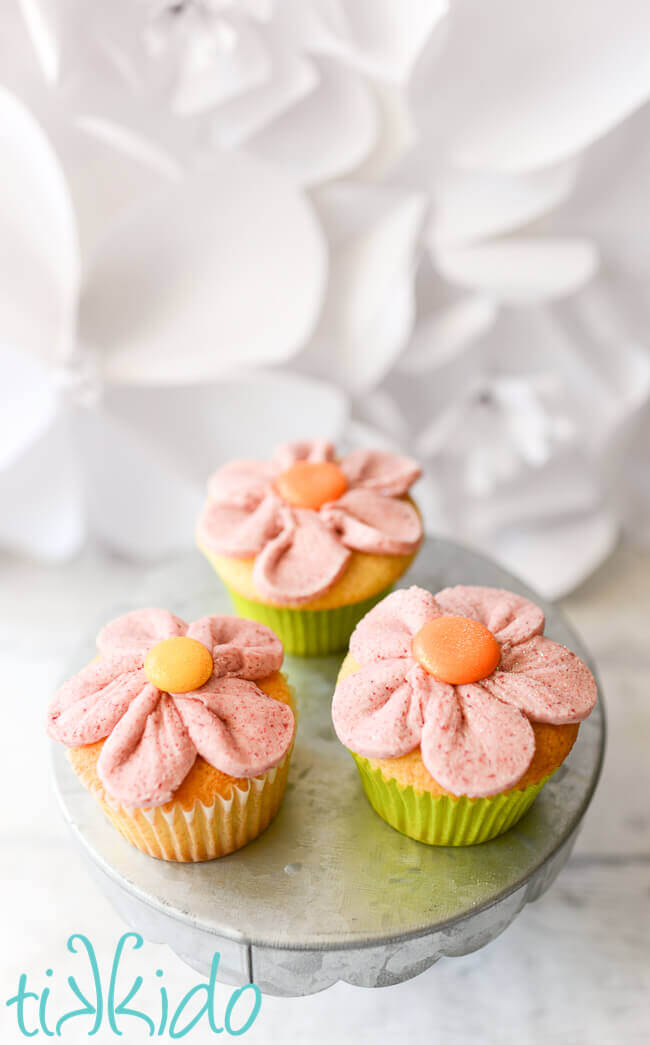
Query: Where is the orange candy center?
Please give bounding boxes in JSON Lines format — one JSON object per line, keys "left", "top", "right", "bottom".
{"left": 412, "top": 615, "right": 501, "bottom": 685}
{"left": 144, "top": 636, "right": 214, "bottom": 694}
{"left": 275, "top": 460, "right": 348, "bottom": 510}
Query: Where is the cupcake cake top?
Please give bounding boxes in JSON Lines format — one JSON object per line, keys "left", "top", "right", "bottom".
{"left": 332, "top": 586, "right": 597, "bottom": 798}
{"left": 197, "top": 439, "right": 422, "bottom": 604}
{"left": 47, "top": 610, "right": 295, "bottom": 807}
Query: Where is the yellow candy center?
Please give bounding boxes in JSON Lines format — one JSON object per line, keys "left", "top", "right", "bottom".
{"left": 144, "top": 636, "right": 214, "bottom": 694}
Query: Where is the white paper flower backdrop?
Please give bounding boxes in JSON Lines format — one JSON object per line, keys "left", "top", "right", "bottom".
{"left": 1, "top": 0, "right": 650, "bottom": 597}
{"left": 0, "top": 82, "right": 335, "bottom": 559}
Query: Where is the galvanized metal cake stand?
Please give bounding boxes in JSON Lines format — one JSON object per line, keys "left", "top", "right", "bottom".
{"left": 52, "top": 539, "right": 605, "bottom": 996}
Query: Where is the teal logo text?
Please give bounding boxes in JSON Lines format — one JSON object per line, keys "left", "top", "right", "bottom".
{"left": 6, "top": 933, "right": 261, "bottom": 1038}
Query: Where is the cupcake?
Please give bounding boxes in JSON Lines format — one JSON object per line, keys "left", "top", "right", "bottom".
{"left": 196, "top": 439, "right": 423, "bottom": 655}
{"left": 332, "top": 585, "right": 597, "bottom": 845}
{"left": 47, "top": 609, "right": 296, "bottom": 861}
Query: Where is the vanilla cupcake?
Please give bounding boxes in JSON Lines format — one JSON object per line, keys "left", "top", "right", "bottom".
{"left": 196, "top": 439, "right": 422, "bottom": 655}
{"left": 332, "top": 586, "right": 597, "bottom": 845}
{"left": 47, "top": 609, "right": 296, "bottom": 861}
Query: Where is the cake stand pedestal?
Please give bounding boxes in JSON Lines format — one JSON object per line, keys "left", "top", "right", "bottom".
{"left": 52, "top": 539, "right": 605, "bottom": 996}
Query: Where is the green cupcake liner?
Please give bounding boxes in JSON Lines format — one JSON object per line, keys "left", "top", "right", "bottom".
{"left": 225, "top": 586, "right": 393, "bottom": 656}
{"left": 352, "top": 753, "right": 554, "bottom": 846}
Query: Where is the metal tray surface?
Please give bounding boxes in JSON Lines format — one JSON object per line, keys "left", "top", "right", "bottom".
{"left": 52, "top": 539, "right": 605, "bottom": 995}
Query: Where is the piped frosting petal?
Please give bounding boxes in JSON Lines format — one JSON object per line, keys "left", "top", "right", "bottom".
{"left": 47, "top": 656, "right": 146, "bottom": 747}
{"left": 97, "top": 687, "right": 197, "bottom": 808}
{"left": 320, "top": 488, "right": 423, "bottom": 555}
{"left": 434, "top": 585, "right": 545, "bottom": 646}
{"left": 197, "top": 492, "right": 283, "bottom": 558}
{"left": 186, "top": 615, "right": 283, "bottom": 680}
{"left": 349, "top": 585, "right": 441, "bottom": 665}
{"left": 207, "top": 458, "right": 274, "bottom": 509}
{"left": 271, "top": 439, "right": 336, "bottom": 471}
{"left": 421, "top": 682, "right": 535, "bottom": 798}
{"left": 97, "top": 609, "right": 188, "bottom": 659}
{"left": 252, "top": 508, "right": 351, "bottom": 604}
{"left": 482, "top": 635, "right": 598, "bottom": 724}
{"left": 340, "top": 449, "right": 421, "bottom": 496}
{"left": 174, "top": 678, "right": 295, "bottom": 778}
{"left": 332, "top": 659, "right": 445, "bottom": 759}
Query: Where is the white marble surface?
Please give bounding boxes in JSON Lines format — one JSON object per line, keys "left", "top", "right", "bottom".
{"left": 0, "top": 543, "right": 648, "bottom": 1044}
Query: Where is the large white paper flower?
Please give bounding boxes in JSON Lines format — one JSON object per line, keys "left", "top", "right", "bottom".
{"left": 11, "top": 0, "right": 446, "bottom": 186}
{"left": 0, "top": 84, "right": 337, "bottom": 560}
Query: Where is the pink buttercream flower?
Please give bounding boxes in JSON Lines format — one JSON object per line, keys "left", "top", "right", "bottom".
{"left": 47, "top": 609, "right": 295, "bottom": 807}
{"left": 332, "top": 586, "right": 597, "bottom": 797}
{"left": 197, "top": 440, "right": 423, "bottom": 604}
